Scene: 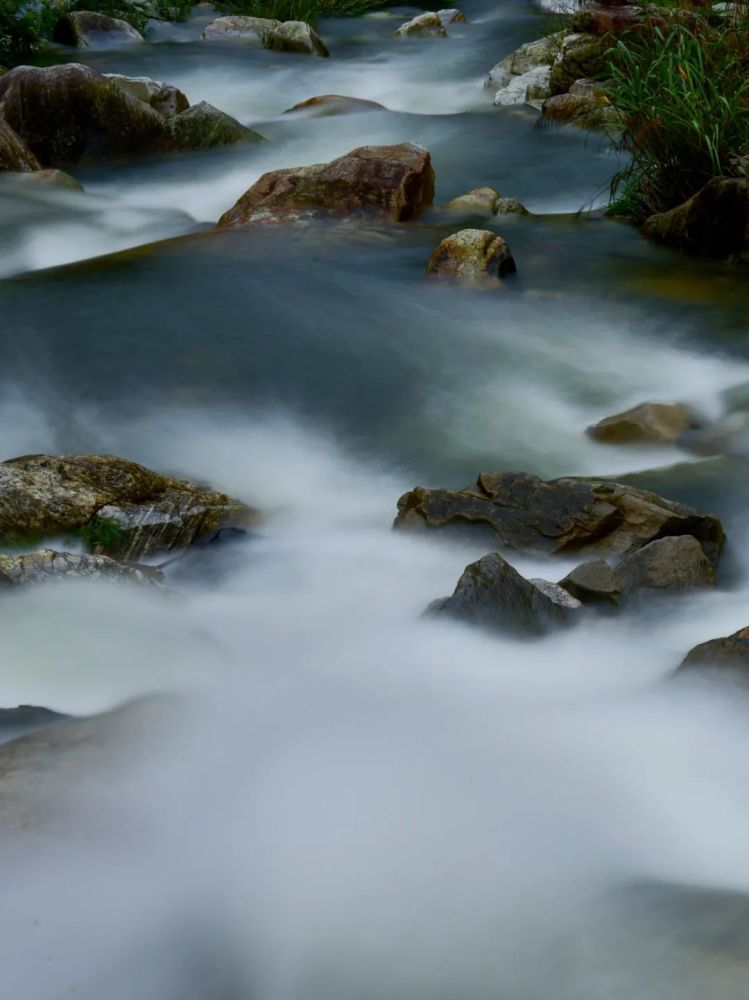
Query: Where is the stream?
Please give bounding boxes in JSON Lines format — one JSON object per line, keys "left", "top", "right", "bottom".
{"left": 2, "top": 1, "right": 749, "bottom": 998}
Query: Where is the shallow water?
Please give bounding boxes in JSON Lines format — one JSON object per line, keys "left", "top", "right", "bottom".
{"left": 1, "top": 1, "right": 749, "bottom": 998}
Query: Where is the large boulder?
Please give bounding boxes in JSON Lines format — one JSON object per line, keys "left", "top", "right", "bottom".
{"left": 0, "top": 454, "right": 257, "bottom": 561}
{"left": 0, "top": 549, "right": 164, "bottom": 589}
{"left": 105, "top": 73, "right": 189, "bottom": 118}
{"left": 641, "top": 178, "right": 749, "bottom": 258}
{"left": 428, "top": 551, "right": 582, "bottom": 637}
{"left": 587, "top": 401, "right": 701, "bottom": 445}
{"left": 426, "top": 229, "right": 517, "bottom": 282}
{"left": 678, "top": 626, "right": 749, "bottom": 679}
{"left": 0, "top": 64, "right": 258, "bottom": 167}
{"left": 201, "top": 15, "right": 280, "bottom": 40}
{"left": 284, "top": 94, "right": 385, "bottom": 116}
{"left": 53, "top": 10, "right": 144, "bottom": 47}
{"left": 0, "top": 116, "right": 40, "bottom": 172}
{"left": 217, "top": 143, "right": 434, "bottom": 227}
{"left": 394, "top": 471, "right": 725, "bottom": 564}
{"left": 548, "top": 34, "right": 608, "bottom": 95}
{"left": 261, "top": 21, "right": 329, "bottom": 56}
{"left": 395, "top": 12, "right": 448, "bottom": 36}
{"left": 169, "top": 102, "right": 262, "bottom": 150}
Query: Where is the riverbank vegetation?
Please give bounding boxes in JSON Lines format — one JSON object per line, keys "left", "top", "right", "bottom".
{"left": 606, "top": 0, "right": 749, "bottom": 222}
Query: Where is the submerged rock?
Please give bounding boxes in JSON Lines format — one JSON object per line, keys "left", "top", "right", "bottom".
{"left": 201, "top": 15, "right": 280, "bottom": 40}
{"left": 437, "top": 8, "right": 466, "bottom": 26}
{"left": 217, "top": 143, "right": 434, "bottom": 227}
{"left": 446, "top": 187, "right": 501, "bottom": 215}
{"left": 587, "top": 401, "right": 701, "bottom": 445}
{"left": 53, "top": 10, "right": 144, "bottom": 47}
{"left": 0, "top": 64, "right": 257, "bottom": 167}
{"left": 0, "top": 453, "right": 257, "bottom": 561}
{"left": 262, "top": 20, "right": 329, "bottom": 56}
{"left": 0, "top": 549, "right": 164, "bottom": 589}
{"left": 428, "top": 552, "right": 581, "bottom": 636}
{"left": 284, "top": 94, "right": 385, "bottom": 116}
{"left": 170, "top": 102, "right": 263, "bottom": 149}
{"left": 8, "top": 168, "right": 83, "bottom": 190}
{"left": 641, "top": 178, "right": 749, "bottom": 258}
{"left": 0, "top": 116, "right": 40, "bottom": 172}
{"left": 395, "top": 12, "right": 448, "bottom": 36}
{"left": 394, "top": 471, "right": 725, "bottom": 564}
{"left": 679, "top": 626, "right": 749, "bottom": 678}
{"left": 427, "top": 229, "right": 517, "bottom": 282}
{"left": 105, "top": 73, "right": 189, "bottom": 118}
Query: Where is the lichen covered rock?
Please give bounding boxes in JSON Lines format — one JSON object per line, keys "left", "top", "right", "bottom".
{"left": 105, "top": 74, "right": 189, "bottom": 118}
{"left": 201, "top": 15, "right": 280, "bottom": 40}
{"left": 0, "top": 454, "right": 257, "bottom": 561}
{"left": 427, "top": 229, "right": 517, "bottom": 282}
{"left": 395, "top": 12, "right": 448, "bottom": 36}
{"left": 170, "top": 102, "right": 263, "bottom": 150}
{"left": 262, "top": 20, "right": 329, "bottom": 56}
{"left": 217, "top": 143, "right": 434, "bottom": 227}
{"left": 0, "top": 549, "right": 163, "bottom": 589}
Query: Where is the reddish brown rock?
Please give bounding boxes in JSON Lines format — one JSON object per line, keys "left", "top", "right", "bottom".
{"left": 587, "top": 401, "right": 700, "bottom": 445}
{"left": 284, "top": 94, "right": 385, "bottom": 116}
{"left": 217, "top": 143, "right": 435, "bottom": 227}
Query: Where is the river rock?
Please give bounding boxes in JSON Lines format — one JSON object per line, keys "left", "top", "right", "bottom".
{"left": 611, "top": 535, "right": 716, "bottom": 595}
{"left": 542, "top": 79, "right": 618, "bottom": 128}
{"left": 262, "top": 21, "right": 329, "bottom": 56}
{"left": 495, "top": 196, "right": 529, "bottom": 215}
{"left": 437, "top": 8, "right": 466, "bottom": 26}
{"left": 105, "top": 73, "right": 189, "bottom": 118}
{"left": 284, "top": 94, "right": 385, "bottom": 116}
{"left": 428, "top": 552, "right": 582, "bottom": 636}
{"left": 559, "top": 559, "right": 620, "bottom": 605}
{"left": 678, "top": 626, "right": 749, "bottom": 678}
{"left": 485, "top": 34, "right": 561, "bottom": 89}
{"left": 53, "top": 10, "right": 144, "bottom": 47}
{"left": 0, "top": 116, "right": 40, "bottom": 172}
{"left": 0, "top": 454, "right": 256, "bottom": 561}
{"left": 494, "top": 65, "right": 552, "bottom": 108}
{"left": 0, "top": 64, "right": 257, "bottom": 166}
{"left": 641, "top": 178, "right": 749, "bottom": 258}
{"left": 395, "top": 12, "right": 448, "bottom": 36}
{"left": 217, "top": 142, "right": 434, "bottom": 227}
{"left": 587, "top": 401, "right": 701, "bottom": 445}
{"left": 201, "top": 15, "right": 280, "bottom": 40}
{"left": 427, "top": 229, "right": 517, "bottom": 282}
{"left": 446, "top": 187, "right": 500, "bottom": 215}
{"left": 569, "top": 3, "right": 643, "bottom": 36}
{"left": 9, "top": 168, "right": 83, "bottom": 190}
{"left": 0, "top": 549, "right": 164, "bottom": 589}
{"left": 394, "top": 471, "right": 725, "bottom": 564}
{"left": 170, "top": 102, "right": 262, "bottom": 149}
{"left": 549, "top": 34, "right": 608, "bottom": 95}
{"left": 0, "top": 705, "right": 68, "bottom": 733}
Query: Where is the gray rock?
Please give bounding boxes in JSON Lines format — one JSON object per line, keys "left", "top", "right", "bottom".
{"left": 201, "top": 15, "right": 279, "bottom": 40}
{"left": 394, "top": 471, "right": 726, "bottom": 565}
{"left": 678, "top": 625, "right": 749, "bottom": 679}
{"left": 262, "top": 20, "right": 329, "bottom": 56}
{"left": 494, "top": 65, "right": 551, "bottom": 108}
{"left": 53, "top": 10, "right": 144, "bottom": 47}
{"left": 105, "top": 73, "right": 189, "bottom": 118}
{"left": 559, "top": 559, "right": 620, "bottom": 605}
{"left": 169, "top": 102, "right": 264, "bottom": 149}
{"left": 0, "top": 549, "right": 164, "bottom": 589}
{"left": 428, "top": 551, "right": 582, "bottom": 637}
{"left": 437, "top": 8, "right": 466, "bottom": 26}
{"left": 427, "top": 228, "right": 517, "bottom": 282}
{"left": 611, "top": 535, "right": 716, "bottom": 595}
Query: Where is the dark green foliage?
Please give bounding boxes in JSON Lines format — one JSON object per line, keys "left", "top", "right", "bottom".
{"left": 607, "top": 19, "right": 749, "bottom": 221}
{"left": 0, "top": 0, "right": 58, "bottom": 66}
{"left": 216, "top": 0, "right": 382, "bottom": 22}
{"left": 77, "top": 516, "right": 127, "bottom": 554}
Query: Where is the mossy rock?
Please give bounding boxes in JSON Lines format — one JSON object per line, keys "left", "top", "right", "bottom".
{"left": 549, "top": 36, "right": 609, "bottom": 95}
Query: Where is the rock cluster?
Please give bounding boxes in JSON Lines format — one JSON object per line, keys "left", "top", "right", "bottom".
{"left": 202, "top": 14, "right": 328, "bottom": 54}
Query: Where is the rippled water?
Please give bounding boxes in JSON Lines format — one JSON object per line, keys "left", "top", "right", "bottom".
{"left": 1, "top": 1, "right": 749, "bottom": 998}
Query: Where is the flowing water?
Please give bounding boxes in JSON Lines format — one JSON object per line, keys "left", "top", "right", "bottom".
{"left": 2, "top": 2, "right": 749, "bottom": 998}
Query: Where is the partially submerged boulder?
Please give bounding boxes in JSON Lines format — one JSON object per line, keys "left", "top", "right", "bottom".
{"left": 0, "top": 64, "right": 258, "bottom": 167}
{"left": 105, "top": 73, "right": 189, "bottom": 118}
{"left": 428, "top": 552, "right": 582, "bottom": 637}
{"left": 262, "top": 20, "right": 329, "bottom": 56}
{"left": 394, "top": 471, "right": 725, "bottom": 564}
{"left": 427, "top": 229, "right": 517, "bottom": 282}
{"left": 0, "top": 116, "right": 40, "bottom": 172}
{"left": 610, "top": 535, "right": 716, "bottom": 595}
{"left": 437, "top": 8, "right": 466, "bottom": 27}
{"left": 0, "top": 550, "right": 164, "bottom": 589}
{"left": 284, "top": 94, "right": 385, "bottom": 116}
{"left": 641, "top": 178, "right": 749, "bottom": 258}
{"left": 493, "top": 65, "right": 551, "bottom": 109}
{"left": 446, "top": 187, "right": 501, "bottom": 215}
{"left": 679, "top": 626, "right": 749, "bottom": 678}
{"left": 395, "top": 12, "right": 448, "bottom": 36}
{"left": 201, "top": 15, "right": 280, "bottom": 40}
{"left": 484, "top": 33, "right": 562, "bottom": 108}
{"left": 587, "top": 401, "right": 701, "bottom": 445}
{"left": 217, "top": 142, "right": 434, "bottom": 227}
{"left": 0, "top": 454, "right": 257, "bottom": 561}
{"left": 8, "top": 168, "right": 83, "bottom": 190}
{"left": 53, "top": 10, "right": 144, "bottom": 47}
{"left": 170, "top": 102, "right": 262, "bottom": 150}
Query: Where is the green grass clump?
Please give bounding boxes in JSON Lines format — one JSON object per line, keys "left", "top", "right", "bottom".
{"left": 607, "top": 17, "right": 749, "bottom": 221}
{"left": 77, "top": 515, "right": 127, "bottom": 554}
